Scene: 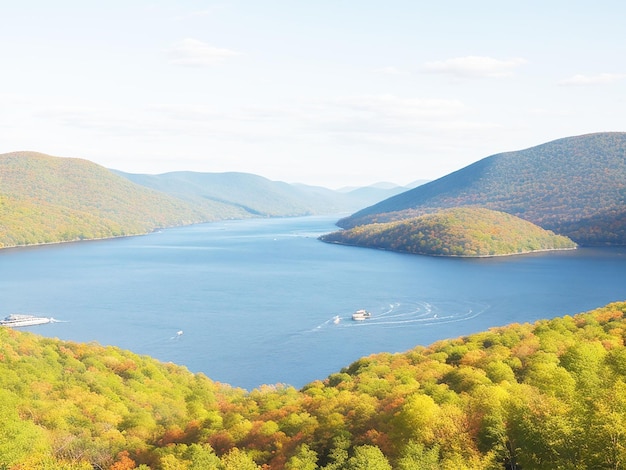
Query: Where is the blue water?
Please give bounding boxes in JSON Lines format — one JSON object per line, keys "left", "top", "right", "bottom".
{"left": 2, "top": 216, "right": 626, "bottom": 390}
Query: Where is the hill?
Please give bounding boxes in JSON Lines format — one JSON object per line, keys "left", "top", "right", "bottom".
{"left": 321, "top": 207, "right": 576, "bottom": 257}
{"left": 0, "top": 152, "right": 407, "bottom": 249}
{"left": 1, "top": 301, "right": 626, "bottom": 468}
{"left": 0, "top": 152, "right": 207, "bottom": 248}
{"left": 115, "top": 170, "right": 409, "bottom": 217}
{"left": 338, "top": 132, "right": 626, "bottom": 245}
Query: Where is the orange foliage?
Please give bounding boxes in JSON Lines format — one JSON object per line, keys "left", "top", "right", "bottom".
{"left": 110, "top": 451, "right": 136, "bottom": 470}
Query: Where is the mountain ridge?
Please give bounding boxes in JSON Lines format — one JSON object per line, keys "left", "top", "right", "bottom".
{"left": 338, "top": 132, "right": 626, "bottom": 245}
{"left": 114, "top": 169, "right": 414, "bottom": 218}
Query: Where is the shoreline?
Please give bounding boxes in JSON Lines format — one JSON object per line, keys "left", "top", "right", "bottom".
{"left": 320, "top": 238, "right": 579, "bottom": 258}
{"left": 0, "top": 232, "right": 150, "bottom": 252}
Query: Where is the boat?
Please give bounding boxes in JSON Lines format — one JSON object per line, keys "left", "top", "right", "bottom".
{"left": 0, "top": 314, "right": 53, "bottom": 327}
{"left": 351, "top": 309, "right": 371, "bottom": 321}
{"left": 333, "top": 315, "right": 341, "bottom": 324}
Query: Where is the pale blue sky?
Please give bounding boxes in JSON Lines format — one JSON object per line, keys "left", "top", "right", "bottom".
{"left": 2, "top": 1, "right": 625, "bottom": 187}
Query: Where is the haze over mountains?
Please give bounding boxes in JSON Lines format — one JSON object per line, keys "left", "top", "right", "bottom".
{"left": 338, "top": 132, "right": 626, "bottom": 246}
{"left": 114, "top": 170, "right": 411, "bottom": 219}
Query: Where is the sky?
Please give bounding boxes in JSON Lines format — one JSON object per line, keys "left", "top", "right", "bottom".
{"left": 2, "top": 1, "right": 626, "bottom": 188}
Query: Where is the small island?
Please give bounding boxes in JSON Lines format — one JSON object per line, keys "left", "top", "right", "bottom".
{"left": 321, "top": 207, "right": 577, "bottom": 257}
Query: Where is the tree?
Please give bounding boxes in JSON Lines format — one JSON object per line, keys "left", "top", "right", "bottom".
{"left": 396, "top": 441, "right": 440, "bottom": 470}
{"left": 220, "top": 448, "right": 260, "bottom": 470}
{"left": 110, "top": 451, "right": 137, "bottom": 470}
{"left": 285, "top": 444, "right": 318, "bottom": 470}
{"left": 321, "top": 435, "right": 350, "bottom": 470}
{"left": 185, "top": 444, "right": 221, "bottom": 470}
{"left": 346, "top": 445, "right": 391, "bottom": 470}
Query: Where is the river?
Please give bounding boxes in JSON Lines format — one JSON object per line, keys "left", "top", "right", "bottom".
{"left": 1, "top": 216, "right": 625, "bottom": 390}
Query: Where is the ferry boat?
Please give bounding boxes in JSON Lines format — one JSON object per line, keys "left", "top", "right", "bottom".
{"left": 351, "top": 309, "right": 371, "bottom": 321}
{"left": 0, "top": 314, "right": 53, "bottom": 327}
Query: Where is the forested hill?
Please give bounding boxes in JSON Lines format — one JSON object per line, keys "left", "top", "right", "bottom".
{"left": 322, "top": 208, "right": 576, "bottom": 257}
{"left": 338, "top": 132, "right": 626, "bottom": 245}
{"left": 0, "top": 151, "right": 208, "bottom": 247}
{"left": 2, "top": 301, "right": 626, "bottom": 468}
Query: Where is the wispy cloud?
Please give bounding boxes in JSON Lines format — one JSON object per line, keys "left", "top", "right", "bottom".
{"left": 558, "top": 73, "right": 626, "bottom": 86}
{"left": 36, "top": 106, "right": 164, "bottom": 137}
{"left": 166, "top": 38, "right": 240, "bottom": 67}
{"left": 422, "top": 55, "right": 527, "bottom": 78}
{"left": 301, "top": 94, "right": 499, "bottom": 147}
{"left": 323, "top": 94, "right": 465, "bottom": 121}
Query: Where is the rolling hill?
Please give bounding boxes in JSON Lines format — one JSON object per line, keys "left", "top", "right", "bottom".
{"left": 338, "top": 132, "right": 626, "bottom": 245}
{"left": 0, "top": 152, "right": 207, "bottom": 247}
{"left": 321, "top": 207, "right": 576, "bottom": 257}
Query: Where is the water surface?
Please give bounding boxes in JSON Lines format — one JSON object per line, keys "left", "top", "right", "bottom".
{"left": 2, "top": 216, "right": 625, "bottom": 390}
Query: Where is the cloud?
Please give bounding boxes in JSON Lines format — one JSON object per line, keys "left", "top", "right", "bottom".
{"left": 324, "top": 94, "right": 465, "bottom": 121}
{"left": 166, "top": 38, "right": 240, "bottom": 67}
{"left": 303, "top": 94, "right": 498, "bottom": 146}
{"left": 422, "top": 55, "right": 527, "bottom": 78}
{"left": 36, "top": 106, "right": 164, "bottom": 137}
{"left": 558, "top": 73, "right": 626, "bottom": 86}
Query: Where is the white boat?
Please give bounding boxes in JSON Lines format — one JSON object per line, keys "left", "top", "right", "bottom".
{"left": 333, "top": 315, "right": 341, "bottom": 324}
{"left": 351, "top": 309, "right": 371, "bottom": 321}
{"left": 0, "top": 314, "right": 53, "bottom": 327}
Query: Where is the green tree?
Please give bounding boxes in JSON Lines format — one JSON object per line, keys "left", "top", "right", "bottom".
{"left": 321, "top": 435, "right": 350, "bottom": 470}
{"left": 185, "top": 443, "right": 221, "bottom": 470}
{"left": 285, "top": 443, "right": 318, "bottom": 470}
{"left": 346, "top": 445, "right": 391, "bottom": 470}
{"left": 220, "top": 448, "right": 260, "bottom": 470}
{"left": 396, "top": 441, "right": 441, "bottom": 470}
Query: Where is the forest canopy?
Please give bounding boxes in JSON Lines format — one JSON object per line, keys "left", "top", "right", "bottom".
{"left": 2, "top": 301, "right": 626, "bottom": 469}
{"left": 321, "top": 207, "right": 576, "bottom": 257}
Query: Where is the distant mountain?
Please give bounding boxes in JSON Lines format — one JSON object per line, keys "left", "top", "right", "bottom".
{"left": 338, "top": 133, "right": 626, "bottom": 245}
{"left": 337, "top": 180, "right": 428, "bottom": 193}
{"left": 337, "top": 181, "right": 402, "bottom": 192}
{"left": 0, "top": 152, "right": 206, "bottom": 248}
{"left": 115, "top": 171, "right": 408, "bottom": 217}
{"left": 322, "top": 207, "right": 576, "bottom": 257}
{"left": 405, "top": 179, "right": 431, "bottom": 189}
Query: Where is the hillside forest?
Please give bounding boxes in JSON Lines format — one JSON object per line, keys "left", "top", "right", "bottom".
{"left": 339, "top": 132, "right": 626, "bottom": 247}
{"left": 2, "top": 302, "right": 626, "bottom": 469}
{"left": 321, "top": 208, "right": 576, "bottom": 257}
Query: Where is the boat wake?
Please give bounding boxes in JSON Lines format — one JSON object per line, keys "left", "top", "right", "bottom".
{"left": 311, "top": 300, "right": 488, "bottom": 331}
{"left": 170, "top": 330, "right": 184, "bottom": 340}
